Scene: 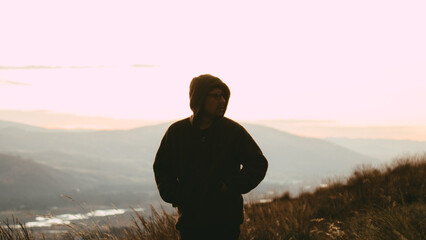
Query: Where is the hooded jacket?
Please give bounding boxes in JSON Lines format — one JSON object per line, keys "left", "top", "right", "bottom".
{"left": 153, "top": 74, "right": 268, "bottom": 228}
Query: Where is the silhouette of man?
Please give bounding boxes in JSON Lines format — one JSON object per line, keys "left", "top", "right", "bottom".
{"left": 153, "top": 74, "right": 268, "bottom": 240}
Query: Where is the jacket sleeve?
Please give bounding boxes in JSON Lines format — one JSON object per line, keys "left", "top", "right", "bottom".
{"left": 225, "top": 127, "right": 268, "bottom": 194}
{"left": 153, "top": 129, "right": 180, "bottom": 207}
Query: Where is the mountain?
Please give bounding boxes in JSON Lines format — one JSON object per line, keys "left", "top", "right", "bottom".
{"left": 0, "top": 111, "right": 164, "bottom": 130}
{"left": 0, "top": 120, "right": 55, "bottom": 132}
{"left": 0, "top": 122, "right": 170, "bottom": 182}
{"left": 252, "top": 119, "right": 426, "bottom": 141}
{"left": 0, "top": 153, "right": 79, "bottom": 210}
{"left": 0, "top": 120, "right": 375, "bottom": 180}
{"left": 325, "top": 138, "right": 426, "bottom": 161}
{"left": 0, "top": 120, "right": 378, "bottom": 210}
{"left": 242, "top": 124, "right": 376, "bottom": 181}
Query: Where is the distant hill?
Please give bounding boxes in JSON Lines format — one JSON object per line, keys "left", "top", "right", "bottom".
{"left": 242, "top": 124, "right": 376, "bottom": 181}
{"left": 0, "top": 111, "right": 164, "bottom": 130}
{"left": 0, "top": 120, "right": 54, "bottom": 132}
{"left": 0, "top": 120, "right": 379, "bottom": 210}
{"left": 252, "top": 119, "right": 426, "bottom": 141}
{"left": 0, "top": 120, "right": 375, "bottom": 181}
{"left": 325, "top": 138, "right": 426, "bottom": 161}
{"left": 0, "top": 153, "right": 78, "bottom": 210}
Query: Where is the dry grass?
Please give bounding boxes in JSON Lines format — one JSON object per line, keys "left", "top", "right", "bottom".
{"left": 1, "top": 154, "right": 425, "bottom": 240}
{"left": 240, "top": 154, "right": 425, "bottom": 240}
{"left": 0, "top": 217, "right": 42, "bottom": 240}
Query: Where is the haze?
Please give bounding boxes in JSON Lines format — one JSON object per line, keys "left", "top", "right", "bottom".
{"left": 1, "top": 0, "right": 426, "bottom": 139}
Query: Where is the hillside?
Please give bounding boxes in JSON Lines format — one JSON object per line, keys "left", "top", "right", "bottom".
{"left": 0, "top": 154, "right": 77, "bottom": 210}
{"left": 2, "top": 155, "right": 423, "bottom": 240}
{"left": 0, "top": 120, "right": 52, "bottom": 132}
{"left": 240, "top": 154, "right": 425, "bottom": 239}
{"left": 0, "top": 120, "right": 375, "bottom": 182}
{"left": 0, "top": 120, "right": 378, "bottom": 211}
{"left": 243, "top": 124, "right": 375, "bottom": 181}
{"left": 0, "top": 153, "right": 156, "bottom": 211}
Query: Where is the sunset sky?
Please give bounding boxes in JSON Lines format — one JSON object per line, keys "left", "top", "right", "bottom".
{"left": 1, "top": 1, "right": 426, "bottom": 137}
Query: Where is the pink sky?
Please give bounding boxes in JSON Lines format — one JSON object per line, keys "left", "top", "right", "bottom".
{"left": 1, "top": 1, "right": 426, "bottom": 131}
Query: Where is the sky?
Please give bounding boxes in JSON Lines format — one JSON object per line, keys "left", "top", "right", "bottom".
{"left": 1, "top": 1, "right": 426, "bottom": 133}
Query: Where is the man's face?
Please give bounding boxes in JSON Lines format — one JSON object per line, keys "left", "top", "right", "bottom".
{"left": 203, "top": 88, "right": 227, "bottom": 118}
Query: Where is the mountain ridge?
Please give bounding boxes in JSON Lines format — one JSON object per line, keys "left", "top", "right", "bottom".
{"left": 326, "top": 137, "right": 426, "bottom": 161}
{"left": 0, "top": 119, "right": 380, "bottom": 210}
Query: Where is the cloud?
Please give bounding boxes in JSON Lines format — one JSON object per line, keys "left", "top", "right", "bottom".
{"left": 0, "top": 65, "right": 101, "bottom": 70}
{"left": 0, "top": 64, "right": 158, "bottom": 70}
{"left": 131, "top": 64, "right": 158, "bottom": 68}
{"left": 0, "top": 65, "right": 61, "bottom": 70}
{"left": 0, "top": 79, "right": 31, "bottom": 86}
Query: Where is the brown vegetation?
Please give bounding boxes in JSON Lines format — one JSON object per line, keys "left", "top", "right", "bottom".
{"left": 241, "top": 154, "right": 425, "bottom": 239}
{"left": 1, "top": 154, "right": 425, "bottom": 240}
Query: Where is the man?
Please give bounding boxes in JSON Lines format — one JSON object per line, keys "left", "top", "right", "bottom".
{"left": 153, "top": 74, "right": 268, "bottom": 240}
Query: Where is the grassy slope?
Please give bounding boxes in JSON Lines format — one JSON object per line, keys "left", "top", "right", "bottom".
{"left": 1, "top": 154, "right": 425, "bottom": 240}
{"left": 241, "top": 154, "right": 425, "bottom": 239}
